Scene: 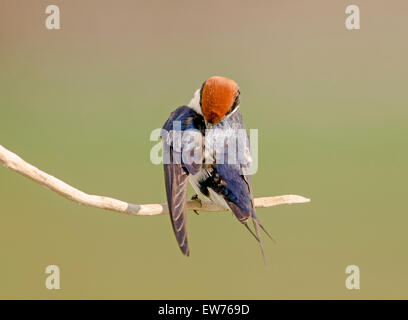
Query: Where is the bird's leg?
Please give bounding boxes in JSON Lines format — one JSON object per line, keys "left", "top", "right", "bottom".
{"left": 191, "top": 194, "right": 202, "bottom": 215}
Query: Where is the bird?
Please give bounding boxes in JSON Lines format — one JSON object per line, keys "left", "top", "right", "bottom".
{"left": 161, "top": 76, "right": 273, "bottom": 262}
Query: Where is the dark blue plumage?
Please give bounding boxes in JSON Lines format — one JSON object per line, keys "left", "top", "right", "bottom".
{"left": 162, "top": 80, "right": 272, "bottom": 261}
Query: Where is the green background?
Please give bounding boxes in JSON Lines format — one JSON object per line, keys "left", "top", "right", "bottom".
{"left": 0, "top": 0, "right": 407, "bottom": 299}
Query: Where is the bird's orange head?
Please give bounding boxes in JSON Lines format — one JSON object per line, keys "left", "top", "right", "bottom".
{"left": 200, "top": 76, "right": 240, "bottom": 125}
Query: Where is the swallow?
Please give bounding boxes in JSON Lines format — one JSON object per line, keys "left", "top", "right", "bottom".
{"left": 161, "top": 76, "right": 273, "bottom": 262}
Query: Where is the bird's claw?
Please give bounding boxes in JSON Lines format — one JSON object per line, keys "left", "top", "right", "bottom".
{"left": 191, "top": 194, "right": 202, "bottom": 215}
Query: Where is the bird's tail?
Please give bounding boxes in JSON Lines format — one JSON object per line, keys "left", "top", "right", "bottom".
{"left": 251, "top": 214, "right": 277, "bottom": 265}
{"left": 228, "top": 201, "right": 276, "bottom": 264}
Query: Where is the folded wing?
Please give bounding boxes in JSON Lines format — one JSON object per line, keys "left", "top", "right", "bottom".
{"left": 162, "top": 106, "right": 205, "bottom": 256}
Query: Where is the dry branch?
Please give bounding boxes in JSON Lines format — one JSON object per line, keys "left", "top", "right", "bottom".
{"left": 0, "top": 144, "right": 310, "bottom": 216}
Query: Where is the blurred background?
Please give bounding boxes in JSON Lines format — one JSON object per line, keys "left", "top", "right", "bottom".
{"left": 0, "top": 0, "right": 407, "bottom": 299}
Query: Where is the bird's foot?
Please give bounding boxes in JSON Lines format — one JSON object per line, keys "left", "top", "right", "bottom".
{"left": 191, "top": 194, "right": 202, "bottom": 215}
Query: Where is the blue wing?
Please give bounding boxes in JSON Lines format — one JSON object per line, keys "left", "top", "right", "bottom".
{"left": 208, "top": 109, "right": 273, "bottom": 263}
{"left": 209, "top": 109, "right": 255, "bottom": 221}
{"left": 161, "top": 106, "right": 205, "bottom": 256}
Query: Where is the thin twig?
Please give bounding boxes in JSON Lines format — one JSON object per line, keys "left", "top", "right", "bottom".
{"left": 0, "top": 144, "right": 310, "bottom": 216}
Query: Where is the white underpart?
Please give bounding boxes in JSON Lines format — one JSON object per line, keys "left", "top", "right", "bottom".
{"left": 188, "top": 170, "right": 207, "bottom": 197}
{"left": 208, "top": 188, "right": 230, "bottom": 209}
{"left": 188, "top": 169, "right": 230, "bottom": 209}
{"left": 187, "top": 89, "right": 202, "bottom": 115}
